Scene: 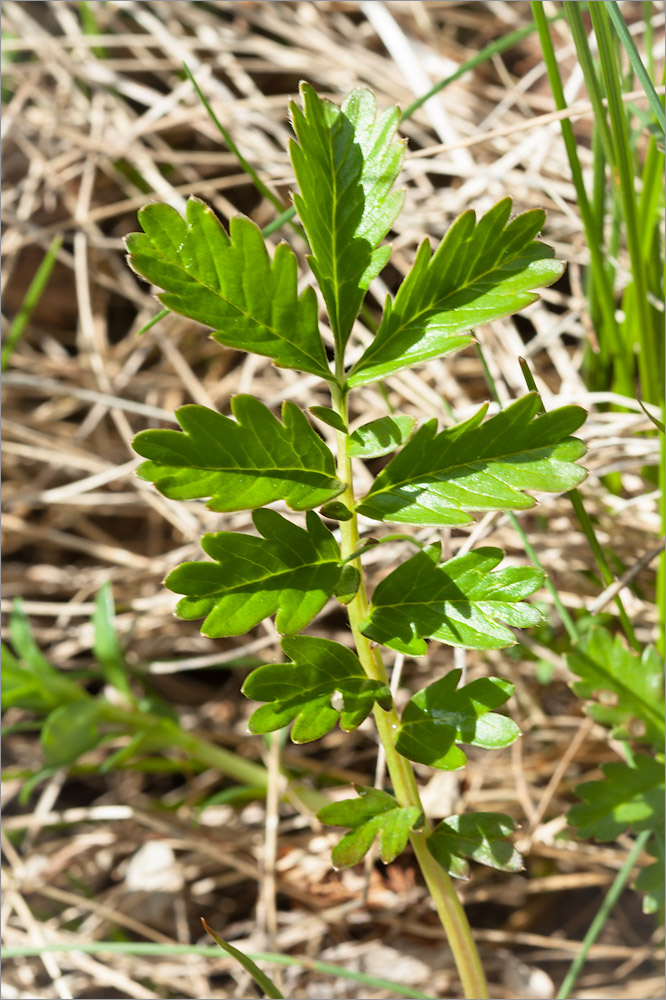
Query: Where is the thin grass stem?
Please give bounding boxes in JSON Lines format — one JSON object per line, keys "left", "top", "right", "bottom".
{"left": 556, "top": 828, "right": 652, "bottom": 999}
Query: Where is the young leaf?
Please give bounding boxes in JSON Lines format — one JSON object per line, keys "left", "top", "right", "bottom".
{"left": 356, "top": 393, "right": 587, "bottom": 525}
{"left": 290, "top": 83, "right": 405, "bottom": 351}
{"left": 317, "top": 786, "right": 423, "bottom": 868}
{"left": 309, "top": 405, "right": 348, "bottom": 433}
{"left": 568, "top": 754, "right": 665, "bottom": 841}
{"left": 348, "top": 199, "right": 565, "bottom": 387}
{"left": 41, "top": 700, "right": 107, "bottom": 767}
{"left": 427, "top": 812, "right": 523, "bottom": 879}
{"left": 394, "top": 668, "right": 521, "bottom": 770}
{"left": 347, "top": 414, "right": 417, "bottom": 459}
{"left": 567, "top": 628, "right": 664, "bottom": 746}
{"left": 242, "top": 635, "right": 392, "bottom": 743}
{"left": 361, "top": 545, "right": 544, "bottom": 655}
{"left": 125, "top": 197, "right": 331, "bottom": 379}
{"left": 133, "top": 395, "right": 345, "bottom": 513}
{"left": 166, "top": 509, "right": 341, "bottom": 638}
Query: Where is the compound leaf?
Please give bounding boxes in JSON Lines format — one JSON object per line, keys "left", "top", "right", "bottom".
{"left": 126, "top": 197, "right": 331, "bottom": 379}
{"left": 395, "top": 668, "right": 521, "bottom": 770}
{"left": 427, "top": 812, "right": 523, "bottom": 879}
{"left": 133, "top": 395, "right": 345, "bottom": 513}
{"left": 567, "top": 628, "right": 664, "bottom": 746}
{"left": 348, "top": 198, "right": 565, "bottom": 386}
{"left": 317, "top": 786, "right": 423, "bottom": 868}
{"left": 166, "top": 509, "right": 341, "bottom": 638}
{"left": 568, "top": 754, "right": 665, "bottom": 841}
{"left": 242, "top": 635, "right": 392, "bottom": 743}
{"left": 290, "top": 83, "right": 404, "bottom": 350}
{"left": 361, "top": 545, "right": 544, "bottom": 655}
{"left": 347, "top": 414, "right": 417, "bottom": 459}
{"left": 356, "top": 393, "right": 587, "bottom": 526}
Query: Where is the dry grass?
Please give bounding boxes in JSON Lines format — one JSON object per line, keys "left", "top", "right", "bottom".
{"left": 1, "top": 2, "right": 663, "bottom": 998}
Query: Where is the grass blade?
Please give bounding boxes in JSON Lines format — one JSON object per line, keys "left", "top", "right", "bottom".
{"left": 605, "top": 0, "right": 665, "bottom": 135}
{"left": 1, "top": 234, "right": 63, "bottom": 372}
{"left": 202, "top": 919, "right": 284, "bottom": 999}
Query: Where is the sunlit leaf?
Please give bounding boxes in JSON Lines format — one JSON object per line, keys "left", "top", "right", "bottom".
{"left": 347, "top": 414, "right": 417, "bottom": 459}
{"left": 166, "top": 510, "right": 341, "bottom": 638}
{"left": 361, "top": 545, "right": 544, "bottom": 654}
{"left": 126, "top": 197, "right": 331, "bottom": 379}
{"left": 290, "top": 83, "right": 405, "bottom": 350}
{"left": 427, "top": 812, "right": 523, "bottom": 879}
{"left": 134, "top": 395, "right": 345, "bottom": 513}
{"left": 318, "top": 786, "right": 423, "bottom": 867}
{"left": 356, "top": 394, "right": 586, "bottom": 525}
{"left": 348, "top": 199, "right": 565, "bottom": 386}
{"left": 395, "top": 668, "right": 521, "bottom": 770}
{"left": 243, "top": 636, "right": 391, "bottom": 743}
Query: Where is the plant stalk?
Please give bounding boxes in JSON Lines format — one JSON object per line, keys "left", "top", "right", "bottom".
{"left": 330, "top": 384, "right": 489, "bottom": 1000}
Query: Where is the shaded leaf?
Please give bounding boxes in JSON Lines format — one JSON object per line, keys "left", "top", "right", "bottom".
{"left": 567, "top": 628, "right": 664, "bottom": 745}
{"left": 427, "top": 812, "right": 523, "bottom": 879}
{"left": 361, "top": 545, "right": 544, "bottom": 654}
{"left": 633, "top": 836, "right": 665, "bottom": 915}
{"left": 356, "top": 394, "right": 587, "bottom": 525}
{"left": 347, "top": 414, "right": 417, "bottom": 459}
{"left": 290, "top": 83, "right": 404, "bottom": 350}
{"left": 41, "top": 700, "right": 106, "bottom": 767}
{"left": 568, "top": 754, "right": 665, "bottom": 841}
{"left": 243, "top": 636, "right": 392, "bottom": 743}
{"left": 166, "top": 509, "right": 341, "bottom": 638}
{"left": 395, "top": 668, "right": 521, "bottom": 770}
{"left": 309, "top": 406, "right": 348, "bottom": 433}
{"left": 133, "top": 395, "right": 345, "bottom": 513}
{"left": 126, "top": 197, "right": 331, "bottom": 379}
{"left": 2, "top": 602, "right": 84, "bottom": 713}
{"left": 348, "top": 199, "right": 565, "bottom": 386}
{"left": 318, "top": 786, "right": 423, "bottom": 867}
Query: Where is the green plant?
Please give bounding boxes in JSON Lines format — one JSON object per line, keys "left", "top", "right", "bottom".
{"left": 1, "top": 590, "right": 269, "bottom": 799}
{"left": 124, "top": 83, "right": 588, "bottom": 999}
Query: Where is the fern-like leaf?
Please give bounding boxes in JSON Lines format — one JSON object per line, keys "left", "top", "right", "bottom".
{"left": 126, "top": 197, "right": 331, "bottom": 379}
{"left": 348, "top": 199, "right": 565, "bottom": 386}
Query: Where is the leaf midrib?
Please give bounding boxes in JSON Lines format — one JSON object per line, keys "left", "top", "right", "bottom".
{"left": 145, "top": 244, "right": 329, "bottom": 374}
{"left": 363, "top": 436, "right": 570, "bottom": 505}
{"left": 354, "top": 237, "right": 548, "bottom": 371}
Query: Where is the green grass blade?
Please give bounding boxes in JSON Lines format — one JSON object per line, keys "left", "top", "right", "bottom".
{"left": 1, "top": 234, "right": 63, "bottom": 371}
{"left": 183, "top": 62, "right": 285, "bottom": 217}
{"left": 605, "top": 0, "right": 665, "bottom": 134}
{"left": 556, "top": 829, "right": 652, "bottom": 998}
{"left": 2, "top": 941, "right": 438, "bottom": 999}
{"left": 590, "top": 2, "right": 663, "bottom": 405}
{"left": 136, "top": 307, "right": 169, "bottom": 336}
{"left": 203, "top": 920, "right": 284, "bottom": 999}
{"left": 531, "top": 2, "right": 628, "bottom": 395}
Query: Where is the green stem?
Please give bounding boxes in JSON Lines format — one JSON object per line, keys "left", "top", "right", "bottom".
{"left": 329, "top": 384, "right": 489, "bottom": 1000}
{"left": 556, "top": 829, "right": 652, "bottom": 999}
